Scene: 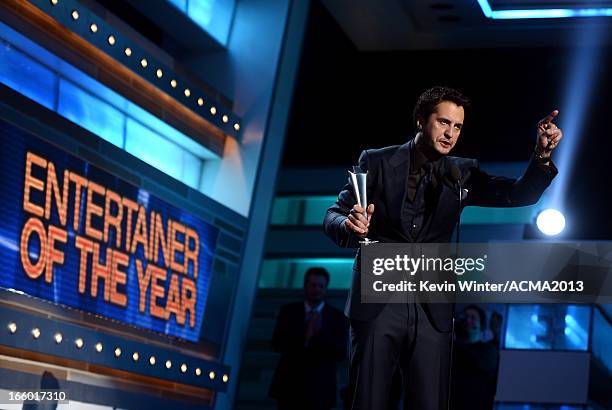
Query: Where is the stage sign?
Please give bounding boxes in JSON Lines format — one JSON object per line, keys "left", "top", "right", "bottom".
{"left": 0, "top": 119, "right": 218, "bottom": 342}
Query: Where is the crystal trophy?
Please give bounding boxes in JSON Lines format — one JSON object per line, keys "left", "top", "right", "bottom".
{"left": 349, "top": 166, "right": 377, "bottom": 244}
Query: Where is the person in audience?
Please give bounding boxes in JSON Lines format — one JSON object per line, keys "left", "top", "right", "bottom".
{"left": 451, "top": 305, "right": 499, "bottom": 410}
{"left": 269, "top": 267, "right": 348, "bottom": 410}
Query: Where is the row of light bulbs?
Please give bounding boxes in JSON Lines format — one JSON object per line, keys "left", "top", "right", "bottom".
{"left": 7, "top": 322, "right": 229, "bottom": 383}
{"left": 50, "top": 0, "right": 241, "bottom": 133}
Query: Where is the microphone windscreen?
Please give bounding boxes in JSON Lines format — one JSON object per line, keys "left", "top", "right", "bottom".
{"left": 450, "top": 164, "right": 462, "bottom": 182}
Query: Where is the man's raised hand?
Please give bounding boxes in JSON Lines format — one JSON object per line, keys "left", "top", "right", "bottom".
{"left": 536, "top": 109, "right": 563, "bottom": 158}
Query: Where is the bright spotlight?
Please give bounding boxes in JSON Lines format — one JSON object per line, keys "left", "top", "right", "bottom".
{"left": 536, "top": 209, "right": 566, "bottom": 236}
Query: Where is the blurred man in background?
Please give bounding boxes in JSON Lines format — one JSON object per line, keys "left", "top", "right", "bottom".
{"left": 269, "top": 267, "right": 348, "bottom": 410}
{"left": 451, "top": 305, "right": 499, "bottom": 410}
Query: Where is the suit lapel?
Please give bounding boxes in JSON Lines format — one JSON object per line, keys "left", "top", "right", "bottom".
{"left": 387, "top": 141, "right": 411, "bottom": 217}
{"left": 438, "top": 156, "right": 456, "bottom": 193}
{"left": 428, "top": 157, "right": 461, "bottom": 235}
{"left": 384, "top": 141, "right": 412, "bottom": 240}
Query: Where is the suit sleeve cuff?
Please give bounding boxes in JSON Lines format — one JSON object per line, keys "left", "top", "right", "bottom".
{"left": 531, "top": 154, "right": 558, "bottom": 177}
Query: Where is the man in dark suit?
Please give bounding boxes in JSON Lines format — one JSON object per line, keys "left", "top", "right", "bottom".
{"left": 269, "top": 267, "right": 349, "bottom": 410}
{"left": 323, "top": 86, "right": 563, "bottom": 409}
{"left": 451, "top": 305, "right": 499, "bottom": 410}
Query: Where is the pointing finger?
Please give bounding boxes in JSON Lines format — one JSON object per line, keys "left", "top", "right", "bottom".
{"left": 538, "top": 109, "right": 559, "bottom": 126}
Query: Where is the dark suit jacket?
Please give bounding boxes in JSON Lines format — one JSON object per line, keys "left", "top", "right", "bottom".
{"left": 323, "top": 140, "right": 557, "bottom": 330}
{"left": 269, "top": 302, "right": 348, "bottom": 408}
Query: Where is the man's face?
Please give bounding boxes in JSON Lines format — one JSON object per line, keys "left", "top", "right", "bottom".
{"left": 462, "top": 308, "right": 482, "bottom": 342}
{"left": 417, "top": 100, "right": 464, "bottom": 155}
{"left": 304, "top": 274, "right": 328, "bottom": 304}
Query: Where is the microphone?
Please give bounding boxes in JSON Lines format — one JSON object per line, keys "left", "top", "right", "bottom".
{"left": 449, "top": 164, "right": 461, "bottom": 185}
{"left": 449, "top": 164, "right": 462, "bottom": 243}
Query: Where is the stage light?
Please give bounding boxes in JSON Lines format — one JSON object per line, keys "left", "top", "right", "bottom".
{"left": 7, "top": 322, "right": 16, "bottom": 334}
{"left": 564, "top": 326, "right": 586, "bottom": 348}
{"left": 54, "top": 333, "right": 63, "bottom": 344}
{"left": 114, "top": 347, "right": 122, "bottom": 357}
{"left": 132, "top": 352, "right": 139, "bottom": 361}
{"left": 184, "top": 88, "right": 191, "bottom": 97}
{"left": 149, "top": 356, "right": 156, "bottom": 365}
{"left": 124, "top": 47, "right": 132, "bottom": 57}
{"left": 75, "top": 338, "right": 84, "bottom": 348}
{"left": 170, "top": 79, "right": 177, "bottom": 88}
{"left": 90, "top": 24, "right": 98, "bottom": 33}
{"left": 222, "top": 374, "right": 229, "bottom": 383}
{"left": 107, "top": 35, "right": 116, "bottom": 46}
{"left": 565, "top": 313, "right": 588, "bottom": 341}
{"left": 156, "top": 69, "right": 163, "bottom": 78}
{"left": 71, "top": 10, "right": 79, "bottom": 20}
{"left": 195, "top": 368, "right": 201, "bottom": 376}
{"left": 165, "top": 360, "right": 172, "bottom": 369}
{"left": 210, "top": 106, "right": 217, "bottom": 115}
{"left": 233, "top": 123, "right": 240, "bottom": 131}
{"left": 477, "top": 0, "right": 612, "bottom": 19}
{"left": 536, "top": 209, "right": 565, "bottom": 236}
{"left": 197, "top": 98, "right": 204, "bottom": 106}
{"left": 32, "top": 328, "right": 41, "bottom": 339}
{"left": 222, "top": 115, "right": 228, "bottom": 123}
{"left": 209, "top": 371, "right": 215, "bottom": 380}
{"left": 95, "top": 342, "right": 103, "bottom": 352}
{"left": 546, "top": 23, "right": 604, "bottom": 212}
{"left": 180, "top": 364, "right": 187, "bottom": 373}
{"left": 140, "top": 58, "right": 148, "bottom": 68}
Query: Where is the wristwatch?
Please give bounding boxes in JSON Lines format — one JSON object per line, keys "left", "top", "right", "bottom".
{"left": 534, "top": 149, "right": 551, "bottom": 164}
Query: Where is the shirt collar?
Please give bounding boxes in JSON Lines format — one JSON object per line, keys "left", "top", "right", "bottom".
{"left": 304, "top": 301, "right": 325, "bottom": 314}
{"left": 411, "top": 138, "right": 443, "bottom": 174}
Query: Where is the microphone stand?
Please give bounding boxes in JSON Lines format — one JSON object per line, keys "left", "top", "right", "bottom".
{"left": 448, "top": 176, "right": 462, "bottom": 410}
{"left": 455, "top": 178, "right": 462, "bottom": 243}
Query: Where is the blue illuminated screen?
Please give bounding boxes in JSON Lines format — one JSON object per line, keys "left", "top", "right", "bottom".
{"left": 0, "top": 118, "right": 218, "bottom": 342}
